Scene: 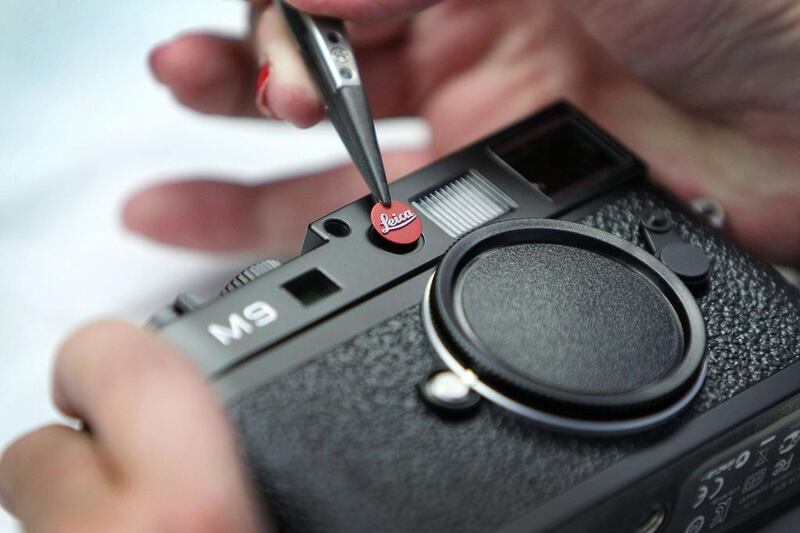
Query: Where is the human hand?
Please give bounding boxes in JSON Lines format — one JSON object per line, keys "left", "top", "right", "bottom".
{"left": 0, "top": 321, "right": 266, "bottom": 533}
{"left": 128, "top": 0, "right": 800, "bottom": 262}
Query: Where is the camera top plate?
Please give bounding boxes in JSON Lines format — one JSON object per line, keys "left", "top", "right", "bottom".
{"left": 157, "top": 102, "right": 646, "bottom": 380}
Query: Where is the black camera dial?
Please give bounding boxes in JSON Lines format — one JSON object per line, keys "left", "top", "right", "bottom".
{"left": 422, "top": 219, "right": 707, "bottom": 435}
{"left": 222, "top": 259, "right": 283, "bottom": 295}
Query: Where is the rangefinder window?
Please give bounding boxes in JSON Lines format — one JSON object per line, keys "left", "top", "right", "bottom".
{"left": 492, "top": 120, "right": 619, "bottom": 198}
{"left": 282, "top": 269, "right": 341, "bottom": 306}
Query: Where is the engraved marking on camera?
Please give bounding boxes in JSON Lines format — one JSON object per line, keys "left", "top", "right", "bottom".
{"left": 779, "top": 430, "right": 800, "bottom": 454}
{"left": 207, "top": 301, "right": 278, "bottom": 346}
{"left": 772, "top": 453, "right": 794, "bottom": 477}
{"left": 702, "top": 451, "right": 749, "bottom": 481}
{"left": 735, "top": 450, "right": 750, "bottom": 469}
{"left": 755, "top": 445, "right": 772, "bottom": 467}
{"left": 708, "top": 477, "right": 724, "bottom": 500}
{"left": 684, "top": 515, "right": 705, "bottom": 533}
{"left": 379, "top": 210, "right": 417, "bottom": 234}
{"left": 693, "top": 485, "right": 708, "bottom": 509}
{"left": 370, "top": 201, "right": 423, "bottom": 245}
{"left": 709, "top": 496, "right": 731, "bottom": 528}
{"left": 742, "top": 468, "right": 767, "bottom": 493}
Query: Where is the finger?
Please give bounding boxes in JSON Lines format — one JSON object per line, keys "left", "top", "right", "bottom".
{"left": 53, "top": 322, "right": 266, "bottom": 532}
{"left": 354, "top": 1, "right": 537, "bottom": 119}
{"left": 417, "top": 4, "right": 800, "bottom": 262}
{"left": 288, "top": 0, "right": 440, "bottom": 22}
{"left": 123, "top": 179, "right": 268, "bottom": 253}
{"left": 346, "top": 18, "right": 410, "bottom": 48}
{"left": 122, "top": 149, "right": 435, "bottom": 253}
{"left": 252, "top": 4, "right": 425, "bottom": 124}
{"left": 143, "top": 24, "right": 407, "bottom": 126}
{"left": 148, "top": 19, "right": 412, "bottom": 122}
{"left": 146, "top": 2, "right": 524, "bottom": 124}
{"left": 253, "top": 4, "right": 325, "bottom": 126}
{"left": 0, "top": 425, "right": 108, "bottom": 528}
{"left": 53, "top": 322, "right": 240, "bottom": 484}
{"left": 150, "top": 33, "right": 261, "bottom": 118}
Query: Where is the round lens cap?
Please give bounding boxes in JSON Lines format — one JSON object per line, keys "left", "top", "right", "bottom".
{"left": 370, "top": 201, "right": 423, "bottom": 245}
{"left": 422, "top": 218, "right": 707, "bottom": 435}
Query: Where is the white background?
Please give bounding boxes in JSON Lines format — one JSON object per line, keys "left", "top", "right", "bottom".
{"left": 0, "top": 1, "right": 424, "bottom": 530}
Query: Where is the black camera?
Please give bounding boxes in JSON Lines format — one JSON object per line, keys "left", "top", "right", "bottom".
{"left": 151, "top": 102, "right": 800, "bottom": 533}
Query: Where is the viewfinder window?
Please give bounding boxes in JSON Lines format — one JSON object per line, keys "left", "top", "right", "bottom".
{"left": 492, "top": 121, "right": 619, "bottom": 198}
{"left": 283, "top": 269, "right": 341, "bottom": 306}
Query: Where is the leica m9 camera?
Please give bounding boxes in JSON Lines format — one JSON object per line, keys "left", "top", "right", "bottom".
{"left": 151, "top": 102, "right": 800, "bottom": 533}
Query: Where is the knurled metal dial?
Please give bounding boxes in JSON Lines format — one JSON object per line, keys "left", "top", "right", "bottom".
{"left": 222, "top": 259, "right": 283, "bottom": 295}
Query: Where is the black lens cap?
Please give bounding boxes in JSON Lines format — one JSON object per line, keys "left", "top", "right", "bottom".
{"left": 422, "top": 219, "right": 706, "bottom": 435}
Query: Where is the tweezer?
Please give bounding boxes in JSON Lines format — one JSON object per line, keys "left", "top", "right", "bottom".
{"left": 276, "top": 0, "right": 392, "bottom": 206}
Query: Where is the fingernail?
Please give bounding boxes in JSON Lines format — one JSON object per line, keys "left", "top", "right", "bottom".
{"left": 255, "top": 64, "right": 273, "bottom": 117}
{"left": 256, "top": 64, "right": 271, "bottom": 93}
{"left": 148, "top": 41, "right": 170, "bottom": 83}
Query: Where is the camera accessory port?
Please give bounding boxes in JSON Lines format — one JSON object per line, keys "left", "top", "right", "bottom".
{"left": 422, "top": 218, "right": 707, "bottom": 435}
{"left": 323, "top": 218, "right": 351, "bottom": 238}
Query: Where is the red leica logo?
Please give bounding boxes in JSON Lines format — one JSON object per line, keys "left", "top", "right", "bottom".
{"left": 378, "top": 209, "right": 417, "bottom": 234}
{"left": 370, "top": 201, "right": 423, "bottom": 245}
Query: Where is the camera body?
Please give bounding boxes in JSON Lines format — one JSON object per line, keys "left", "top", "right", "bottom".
{"left": 154, "top": 103, "right": 800, "bottom": 533}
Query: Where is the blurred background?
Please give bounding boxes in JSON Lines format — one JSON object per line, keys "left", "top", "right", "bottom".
{"left": 0, "top": 1, "right": 424, "bottom": 529}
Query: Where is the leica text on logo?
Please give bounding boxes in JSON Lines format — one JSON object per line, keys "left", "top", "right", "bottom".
{"left": 379, "top": 209, "right": 417, "bottom": 234}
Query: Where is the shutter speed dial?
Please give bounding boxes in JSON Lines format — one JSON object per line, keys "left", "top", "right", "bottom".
{"left": 222, "top": 259, "right": 283, "bottom": 295}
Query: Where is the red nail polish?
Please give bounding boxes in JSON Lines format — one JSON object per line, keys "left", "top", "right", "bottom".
{"left": 256, "top": 64, "right": 270, "bottom": 93}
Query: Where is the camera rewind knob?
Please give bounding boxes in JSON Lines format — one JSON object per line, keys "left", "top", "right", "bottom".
{"left": 222, "top": 259, "right": 283, "bottom": 295}
{"left": 146, "top": 293, "right": 204, "bottom": 330}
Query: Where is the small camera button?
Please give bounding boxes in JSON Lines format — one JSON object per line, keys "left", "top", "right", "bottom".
{"left": 370, "top": 201, "right": 423, "bottom": 246}
{"left": 659, "top": 242, "right": 711, "bottom": 288}
{"left": 419, "top": 370, "right": 481, "bottom": 416}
